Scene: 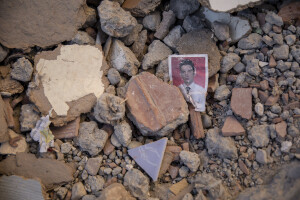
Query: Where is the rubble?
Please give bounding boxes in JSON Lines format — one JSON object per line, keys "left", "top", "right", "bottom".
{"left": 188, "top": 104, "right": 205, "bottom": 139}
{"left": 142, "top": 40, "right": 172, "bottom": 70}
{"left": 113, "top": 120, "right": 132, "bottom": 147}
{"left": 86, "top": 175, "right": 105, "bottom": 193}
{"left": 98, "top": 0, "right": 137, "bottom": 37}
{"left": 206, "top": 128, "right": 238, "bottom": 160}
{"left": 143, "top": 12, "right": 161, "bottom": 31}
{"left": 124, "top": 168, "right": 150, "bottom": 199}
{"left": 220, "top": 53, "right": 240, "bottom": 73}
{"left": 122, "top": 0, "right": 161, "bottom": 17}
{"left": 0, "top": 45, "right": 8, "bottom": 62}
{"left": 176, "top": 29, "right": 221, "bottom": 78}
{"left": 19, "top": 104, "right": 40, "bottom": 132}
{"left": 93, "top": 93, "right": 126, "bottom": 125}
{"left": 248, "top": 125, "right": 270, "bottom": 148}
{"left": 126, "top": 72, "right": 189, "bottom": 137}
{"left": 51, "top": 117, "right": 80, "bottom": 139}
{"left": 169, "top": 179, "right": 189, "bottom": 195}
{"left": 214, "top": 85, "right": 231, "bottom": 101}
{"left": 163, "top": 25, "right": 185, "bottom": 50}
{"left": 231, "top": 88, "right": 252, "bottom": 120}
{"left": 97, "top": 183, "right": 135, "bottom": 200}
{"left": 74, "top": 121, "right": 108, "bottom": 156}
{"left": 108, "top": 39, "right": 140, "bottom": 76}
{"left": 221, "top": 116, "right": 245, "bottom": 137}
{"left": 154, "top": 10, "right": 176, "bottom": 40}
{"left": 0, "top": 129, "right": 27, "bottom": 155}
{"left": 0, "top": 77, "right": 24, "bottom": 95}
{"left": 0, "top": 175, "right": 46, "bottom": 199}
{"left": 69, "top": 31, "right": 95, "bottom": 45}
{"left": 198, "top": 0, "right": 263, "bottom": 13}
{"left": 0, "top": 0, "right": 87, "bottom": 49}
{"left": 0, "top": 95, "right": 9, "bottom": 142}
{"left": 27, "top": 45, "right": 104, "bottom": 126}
{"left": 0, "top": 152, "right": 74, "bottom": 189}
{"left": 11, "top": 57, "right": 33, "bottom": 82}
{"left": 237, "top": 162, "right": 300, "bottom": 200}
{"left": 238, "top": 33, "right": 262, "bottom": 49}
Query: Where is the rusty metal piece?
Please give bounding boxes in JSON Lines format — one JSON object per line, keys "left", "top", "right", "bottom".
{"left": 9, "top": 136, "right": 22, "bottom": 147}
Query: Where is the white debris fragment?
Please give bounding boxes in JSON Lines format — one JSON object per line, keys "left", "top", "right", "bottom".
{"left": 30, "top": 109, "right": 54, "bottom": 152}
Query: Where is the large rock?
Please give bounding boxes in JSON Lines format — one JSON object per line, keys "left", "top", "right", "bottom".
{"left": 169, "top": 0, "right": 200, "bottom": 19}
{"left": 108, "top": 39, "right": 140, "bottom": 76}
{"left": 248, "top": 125, "right": 270, "bottom": 148}
{"left": 205, "top": 128, "right": 238, "bottom": 160}
{"left": 98, "top": 0, "right": 137, "bottom": 37}
{"left": 237, "top": 162, "right": 300, "bottom": 200}
{"left": 0, "top": 153, "right": 74, "bottom": 190}
{"left": 27, "top": 45, "right": 104, "bottom": 126}
{"left": 74, "top": 121, "right": 108, "bottom": 156}
{"left": 97, "top": 183, "right": 135, "bottom": 200}
{"left": 122, "top": 0, "right": 161, "bottom": 17}
{"left": 198, "top": 0, "right": 263, "bottom": 13}
{"left": 0, "top": 0, "right": 87, "bottom": 49}
{"left": 124, "top": 169, "right": 149, "bottom": 199}
{"left": 142, "top": 40, "right": 172, "bottom": 70}
{"left": 176, "top": 29, "right": 221, "bottom": 78}
{"left": 126, "top": 72, "right": 189, "bottom": 137}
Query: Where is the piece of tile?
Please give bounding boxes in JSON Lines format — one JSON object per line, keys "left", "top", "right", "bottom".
{"left": 128, "top": 137, "right": 168, "bottom": 181}
{"left": 51, "top": 117, "right": 80, "bottom": 139}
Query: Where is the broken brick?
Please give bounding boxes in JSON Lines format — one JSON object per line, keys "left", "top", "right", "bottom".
{"left": 269, "top": 55, "right": 276, "bottom": 67}
{"left": 169, "top": 179, "right": 188, "bottom": 195}
{"left": 265, "top": 95, "right": 279, "bottom": 106}
{"left": 188, "top": 104, "right": 205, "bottom": 139}
{"left": 221, "top": 116, "right": 245, "bottom": 137}
{"left": 159, "top": 151, "right": 174, "bottom": 178}
{"left": 181, "top": 143, "right": 189, "bottom": 151}
{"left": 231, "top": 88, "right": 252, "bottom": 120}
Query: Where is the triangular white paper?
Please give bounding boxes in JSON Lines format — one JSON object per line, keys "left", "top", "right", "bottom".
{"left": 128, "top": 138, "right": 168, "bottom": 181}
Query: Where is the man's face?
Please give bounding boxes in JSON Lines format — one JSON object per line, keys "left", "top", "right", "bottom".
{"left": 180, "top": 64, "right": 195, "bottom": 86}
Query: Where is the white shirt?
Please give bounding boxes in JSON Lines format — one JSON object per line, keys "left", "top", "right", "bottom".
{"left": 179, "top": 82, "right": 206, "bottom": 112}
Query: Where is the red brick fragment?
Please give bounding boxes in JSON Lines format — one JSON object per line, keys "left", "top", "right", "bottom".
{"left": 222, "top": 116, "right": 245, "bottom": 137}
{"left": 275, "top": 121, "right": 287, "bottom": 140}
{"left": 265, "top": 95, "right": 279, "bottom": 106}
{"left": 181, "top": 142, "right": 189, "bottom": 151}
{"left": 166, "top": 146, "right": 182, "bottom": 161}
{"left": 51, "top": 117, "right": 80, "bottom": 139}
{"left": 231, "top": 88, "right": 252, "bottom": 120}
{"left": 258, "top": 90, "right": 269, "bottom": 104}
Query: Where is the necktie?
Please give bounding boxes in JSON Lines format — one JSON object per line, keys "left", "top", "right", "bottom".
{"left": 186, "top": 87, "right": 191, "bottom": 94}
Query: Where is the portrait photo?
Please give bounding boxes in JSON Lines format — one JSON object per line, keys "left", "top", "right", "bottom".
{"left": 168, "top": 54, "right": 208, "bottom": 112}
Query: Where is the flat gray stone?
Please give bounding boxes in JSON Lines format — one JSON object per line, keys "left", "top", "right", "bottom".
{"left": 220, "top": 53, "right": 240, "bottom": 73}
{"left": 238, "top": 33, "right": 262, "bottom": 50}
{"left": 273, "top": 45, "right": 289, "bottom": 60}
{"left": 169, "top": 0, "right": 200, "bottom": 19}
{"left": 248, "top": 125, "right": 270, "bottom": 148}
{"left": 143, "top": 12, "right": 161, "bottom": 31}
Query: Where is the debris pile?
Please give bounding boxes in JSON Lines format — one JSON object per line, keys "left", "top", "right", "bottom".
{"left": 0, "top": 0, "right": 299, "bottom": 199}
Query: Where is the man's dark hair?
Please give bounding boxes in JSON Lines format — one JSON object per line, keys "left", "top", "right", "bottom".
{"left": 179, "top": 59, "right": 195, "bottom": 72}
